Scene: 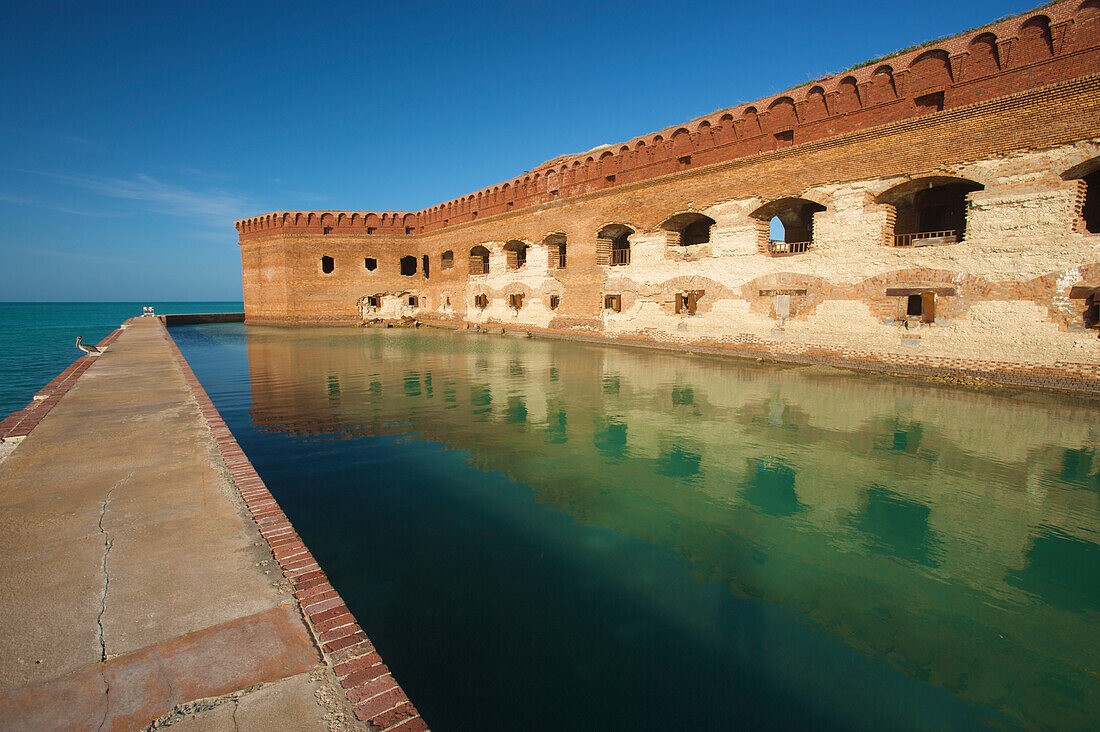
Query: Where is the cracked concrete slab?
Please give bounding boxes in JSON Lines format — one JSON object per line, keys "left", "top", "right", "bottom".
{"left": 0, "top": 319, "right": 363, "bottom": 729}
{"left": 160, "top": 671, "right": 361, "bottom": 732}
{"left": 98, "top": 470, "right": 133, "bottom": 663}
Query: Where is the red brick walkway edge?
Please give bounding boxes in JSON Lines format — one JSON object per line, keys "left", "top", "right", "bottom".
{"left": 0, "top": 328, "right": 123, "bottom": 441}
{"left": 160, "top": 320, "right": 429, "bottom": 732}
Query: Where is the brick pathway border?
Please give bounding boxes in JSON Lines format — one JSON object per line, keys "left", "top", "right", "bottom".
{"left": 0, "top": 328, "right": 123, "bottom": 441}
{"left": 160, "top": 320, "right": 429, "bottom": 731}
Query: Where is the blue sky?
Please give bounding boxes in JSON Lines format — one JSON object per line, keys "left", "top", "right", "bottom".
{"left": 0, "top": 0, "right": 1036, "bottom": 301}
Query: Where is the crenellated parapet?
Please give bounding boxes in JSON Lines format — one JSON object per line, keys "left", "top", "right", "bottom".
{"left": 411, "top": 0, "right": 1100, "bottom": 234}
{"left": 236, "top": 1, "right": 1100, "bottom": 243}
{"left": 235, "top": 210, "right": 419, "bottom": 241}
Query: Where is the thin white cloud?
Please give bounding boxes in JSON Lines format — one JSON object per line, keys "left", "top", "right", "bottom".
{"left": 17, "top": 129, "right": 95, "bottom": 148}
{"left": 0, "top": 191, "right": 125, "bottom": 218}
{"left": 172, "top": 165, "right": 235, "bottom": 181}
{"left": 18, "top": 170, "right": 259, "bottom": 229}
{"left": 0, "top": 243, "right": 136, "bottom": 265}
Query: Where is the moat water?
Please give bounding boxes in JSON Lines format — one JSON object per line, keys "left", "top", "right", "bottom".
{"left": 171, "top": 323, "right": 1100, "bottom": 731}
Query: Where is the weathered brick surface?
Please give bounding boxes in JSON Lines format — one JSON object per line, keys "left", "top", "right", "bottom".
{"left": 235, "top": 0, "right": 1100, "bottom": 394}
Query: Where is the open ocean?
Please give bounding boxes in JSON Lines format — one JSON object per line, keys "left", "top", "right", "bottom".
{"left": 0, "top": 302, "right": 242, "bottom": 418}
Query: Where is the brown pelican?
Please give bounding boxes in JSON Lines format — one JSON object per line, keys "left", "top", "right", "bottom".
{"left": 75, "top": 336, "right": 102, "bottom": 355}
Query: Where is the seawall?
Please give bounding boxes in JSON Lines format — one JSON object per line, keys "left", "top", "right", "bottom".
{"left": 0, "top": 317, "right": 428, "bottom": 731}
{"left": 160, "top": 312, "right": 245, "bottom": 326}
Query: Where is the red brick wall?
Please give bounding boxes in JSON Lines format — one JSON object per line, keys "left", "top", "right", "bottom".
{"left": 238, "top": 0, "right": 1100, "bottom": 242}
{"left": 234, "top": 1, "right": 1100, "bottom": 391}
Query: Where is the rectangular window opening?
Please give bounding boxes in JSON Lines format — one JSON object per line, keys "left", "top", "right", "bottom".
{"left": 914, "top": 91, "right": 945, "bottom": 113}
{"left": 367, "top": 227, "right": 377, "bottom": 234}
{"left": 678, "top": 155, "right": 692, "bottom": 167}
{"left": 323, "top": 226, "right": 333, "bottom": 234}
{"left": 675, "top": 292, "right": 700, "bottom": 315}
{"left": 604, "top": 294, "right": 622, "bottom": 313}
{"left": 549, "top": 295, "right": 560, "bottom": 310}
{"left": 365, "top": 258, "right": 377, "bottom": 271}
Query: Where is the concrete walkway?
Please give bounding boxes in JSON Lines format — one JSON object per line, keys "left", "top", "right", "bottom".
{"left": 0, "top": 318, "right": 366, "bottom": 730}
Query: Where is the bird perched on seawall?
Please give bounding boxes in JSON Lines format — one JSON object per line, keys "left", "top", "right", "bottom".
{"left": 75, "top": 336, "right": 102, "bottom": 355}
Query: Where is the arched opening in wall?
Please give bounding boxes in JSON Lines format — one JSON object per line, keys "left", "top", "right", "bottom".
{"left": 877, "top": 177, "right": 984, "bottom": 246}
{"left": 469, "top": 246, "right": 490, "bottom": 275}
{"left": 1084, "top": 169, "right": 1100, "bottom": 233}
{"left": 660, "top": 212, "right": 716, "bottom": 246}
{"left": 869, "top": 67, "right": 897, "bottom": 103}
{"left": 441, "top": 250, "right": 455, "bottom": 269}
{"left": 365, "top": 258, "right": 377, "bottom": 271}
{"left": 596, "top": 224, "right": 633, "bottom": 266}
{"left": 907, "top": 51, "right": 951, "bottom": 111}
{"left": 967, "top": 33, "right": 1001, "bottom": 76}
{"left": 1078, "top": 0, "right": 1100, "bottom": 47}
{"left": 422, "top": 255, "right": 430, "bottom": 278}
{"left": 504, "top": 240, "right": 528, "bottom": 270}
{"left": 400, "top": 255, "right": 417, "bottom": 276}
{"left": 1063, "top": 158, "right": 1100, "bottom": 233}
{"left": 750, "top": 198, "right": 826, "bottom": 255}
{"left": 543, "top": 233, "right": 567, "bottom": 269}
{"left": 1084, "top": 292, "right": 1099, "bottom": 329}
{"left": 836, "top": 77, "right": 861, "bottom": 113}
{"left": 1017, "top": 15, "right": 1054, "bottom": 61}
{"left": 321, "top": 255, "right": 334, "bottom": 274}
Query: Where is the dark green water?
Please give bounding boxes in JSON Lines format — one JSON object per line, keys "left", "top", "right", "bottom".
{"left": 172, "top": 323, "right": 1100, "bottom": 731}
{"left": 0, "top": 302, "right": 241, "bottom": 417}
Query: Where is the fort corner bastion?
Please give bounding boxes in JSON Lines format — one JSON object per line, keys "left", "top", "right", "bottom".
{"left": 237, "top": 0, "right": 1100, "bottom": 392}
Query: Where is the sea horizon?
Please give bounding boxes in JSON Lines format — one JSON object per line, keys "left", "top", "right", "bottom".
{"left": 0, "top": 301, "right": 244, "bottom": 418}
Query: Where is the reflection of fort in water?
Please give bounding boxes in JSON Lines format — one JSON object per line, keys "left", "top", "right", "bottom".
{"left": 244, "top": 326, "right": 1100, "bottom": 729}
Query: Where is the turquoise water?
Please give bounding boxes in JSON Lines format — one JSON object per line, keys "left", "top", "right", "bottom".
{"left": 0, "top": 302, "right": 241, "bottom": 417}
{"left": 175, "top": 324, "right": 1100, "bottom": 731}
